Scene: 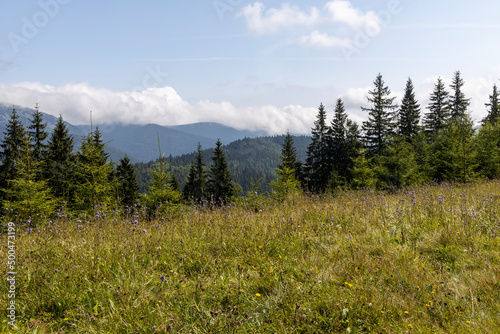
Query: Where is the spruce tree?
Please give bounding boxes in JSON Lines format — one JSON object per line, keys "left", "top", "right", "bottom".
{"left": 278, "top": 131, "right": 302, "bottom": 181}
{"left": 328, "top": 98, "right": 360, "bottom": 186}
{"left": 73, "top": 131, "right": 114, "bottom": 213}
{"left": 183, "top": 143, "right": 206, "bottom": 203}
{"left": 482, "top": 84, "right": 500, "bottom": 125}
{"left": 474, "top": 122, "right": 500, "bottom": 178}
{"left": 6, "top": 124, "right": 55, "bottom": 222}
{"left": 361, "top": 73, "right": 398, "bottom": 157}
{"left": 116, "top": 155, "right": 139, "bottom": 206}
{"left": 271, "top": 132, "right": 302, "bottom": 199}
{"left": 28, "top": 103, "right": 49, "bottom": 163}
{"left": 207, "top": 139, "right": 235, "bottom": 204}
{"left": 0, "top": 108, "right": 24, "bottom": 200}
{"left": 398, "top": 77, "right": 421, "bottom": 140}
{"left": 423, "top": 77, "right": 449, "bottom": 136}
{"left": 44, "top": 115, "right": 75, "bottom": 204}
{"left": 304, "top": 103, "right": 330, "bottom": 192}
{"left": 449, "top": 71, "right": 470, "bottom": 120}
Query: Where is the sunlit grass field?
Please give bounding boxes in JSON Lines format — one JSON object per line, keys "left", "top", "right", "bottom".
{"left": 1, "top": 180, "right": 500, "bottom": 333}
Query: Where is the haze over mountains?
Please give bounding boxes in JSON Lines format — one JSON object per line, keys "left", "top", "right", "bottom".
{"left": 0, "top": 104, "right": 270, "bottom": 162}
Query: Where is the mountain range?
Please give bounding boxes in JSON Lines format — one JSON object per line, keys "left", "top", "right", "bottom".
{"left": 0, "top": 104, "right": 269, "bottom": 162}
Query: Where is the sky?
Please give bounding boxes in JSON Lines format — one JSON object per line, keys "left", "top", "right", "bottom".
{"left": 0, "top": 0, "right": 499, "bottom": 135}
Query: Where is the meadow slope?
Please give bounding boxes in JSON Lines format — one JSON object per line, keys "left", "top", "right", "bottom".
{"left": 1, "top": 181, "right": 500, "bottom": 333}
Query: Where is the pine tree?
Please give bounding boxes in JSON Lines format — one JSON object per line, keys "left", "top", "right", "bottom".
{"left": 398, "top": 77, "right": 421, "bottom": 140}
{"left": 328, "top": 98, "right": 360, "bottom": 186}
{"left": 207, "top": 139, "right": 235, "bottom": 204}
{"left": 28, "top": 103, "right": 49, "bottom": 163}
{"left": 376, "top": 136, "right": 419, "bottom": 189}
{"left": 423, "top": 77, "right": 449, "bottom": 136}
{"left": 43, "top": 115, "right": 75, "bottom": 204}
{"left": 449, "top": 71, "right": 470, "bottom": 120}
{"left": 0, "top": 108, "right": 24, "bottom": 201}
{"left": 183, "top": 143, "right": 206, "bottom": 203}
{"left": 304, "top": 103, "right": 330, "bottom": 192}
{"left": 116, "top": 155, "right": 139, "bottom": 206}
{"left": 474, "top": 122, "right": 500, "bottom": 178}
{"left": 482, "top": 84, "right": 500, "bottom": 125}
{"left": 5, "top": 124, "right": 55, "bottom": 222}
{"left": 429, "top": 116, "right": 476, "bottom": 182}
{"left": 73, "top": 130, "right": 114, "bottom": 213}
{"left": 278, "top": 131, "right": 302, "bottom": 181}
{"left": 361, "top": 73, "right": 398, "bottom": 157}
{"left": 350, "top": 149, "right": 376, "bottom": 189}
{"left": 271, "top": 132, "right": 302, "bottom": 200}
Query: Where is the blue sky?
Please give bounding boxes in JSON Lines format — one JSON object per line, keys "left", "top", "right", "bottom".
{"left": 0, "top": 0, "right": 499, "bottom": 134}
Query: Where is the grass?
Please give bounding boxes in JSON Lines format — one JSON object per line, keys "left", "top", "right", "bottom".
{"left": 1, "top": 180, "right": 500, "bottom": 333}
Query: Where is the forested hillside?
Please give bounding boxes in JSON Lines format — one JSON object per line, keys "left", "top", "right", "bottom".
{"left": 134, "top": 135, "right": 311, "bottom": 194}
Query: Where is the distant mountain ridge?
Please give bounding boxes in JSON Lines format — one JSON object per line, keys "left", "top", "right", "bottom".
{"left": 0, "top": 104, "right": 270, "bottom": 162}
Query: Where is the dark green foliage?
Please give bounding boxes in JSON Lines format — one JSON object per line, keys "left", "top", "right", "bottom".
{"left": 449, "top": 71, "right": 470, "bottom": 120}
{"left": 328, "top": 99, "right": 361, "bottom": 187}
{"left": 271, "top": 133, "right": 302, "bottom": 199}
{"left": 429, "top": 116, "right": 476, "bottom": 182}
{"left": 350, "top": 149, "right": 376, "bottom": 189}
{"left": 0, "top": 108, "right": 24, "bottom": 201}
{"left": 28, "top": 103, "right": 49, "bottom": 163}
{"left": 72, "top": 130, "right": 115, "bottom": 213}
{"left": 43, "top": 115, "right": 75, "bottom": 204}
{"left": 116, "top": 155, "right": 139, "bottom": 206}
{"left": 304, "top": 103, "right": 330, "bottom": 192}
{"left": 483, "top": 84, "right": 500, "bottom": 125}
{"left": 5, "top": 125, "right": 55, "bottom": 222}
{"left": 207, "top": 139, "right": 235, "bottom": 204}
{"left": 376, "top": 136, "right": 419, "bottom": 189}
{"left": 278, "top": 132, "right": 302, "bottom": 182}
{"left": 398, "top": 77, "right": 421, "bottom": 140}
{"left": 474, "top": 122, "right": 500, "bottom": 178}
{"left": 183, "top": 143, "right": 206, "bottom": 203}
{"left": 424, "top": 77, "right": 450, "bottom": 136}
{"left": 361, "top": 73, "right": 398, "bottom": 157}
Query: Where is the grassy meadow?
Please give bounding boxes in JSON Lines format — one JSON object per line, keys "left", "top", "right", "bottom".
{"left": 1, "top": 180, "right": 500, "bottom": 333}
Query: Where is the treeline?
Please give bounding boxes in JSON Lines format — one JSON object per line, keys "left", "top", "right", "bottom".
{"left": 0, "top": 105, "right": 241, "bottom": 222}
{"left": 287, "top": 71, "right": 500, "bottom": 193}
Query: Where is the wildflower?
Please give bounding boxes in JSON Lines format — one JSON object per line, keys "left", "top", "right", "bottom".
{"left": 466, "top": 321, "right": 470, "bottom": 324}
{"left": 83, "top": 238, "right": 86, "bottom": 243}
{"left": 408, "top": 324, "right": 413, "bottom": 329}
{"left": 55, "top": 269, "right": 60, "bottom": 272}
{"left": 90, "top": 315, "right": 95, "bottom": 320}
{"left": 152, "top": 326, "right": 156, "bottom": 330}
{"left": 143, "top": 229, "right": 147, "bottom": 233}
{"left": 255, "top": 293, "right": 261, "bottom": 297}
{"left": 160, "top": 276, "right": 167, "bottom": 283}
{"left": 404, "top": 311, "right": 409, "bottom": 314}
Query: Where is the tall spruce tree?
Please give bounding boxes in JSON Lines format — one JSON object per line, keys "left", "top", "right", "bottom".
{"left": 474, "top": 122, "right": 500, "bottom": 178}
{"left": 6, "top": 124, "right": 55, "bottom": 222}
{"left": 0, "top": 108, "right": 24, "bottom": 200}
{"left": 183, "top": 143, "right": 206, "bottom": 203}
{"left": 361, "top": 73, "right": 398, "bottom": 157}
{"left": 44, "top": 115, "right": 75, "bottom": 204}
{"left": 73, "top": 130, "right": 114, "bottom": 213}
{"left": 207, "top": 139, "right": 235, "bottom": 204}
{"left": 304, "top": 103, "right": 330, "bottom": 192}
{"left": 398, "top": 77, "right": 421, "bottom": 140}
{"left": 328, "top": 98, "right": 360, "bottom": 186}
{"left": 28, "top": 103, "right": 48, "bottom": 163}
{"left": 423, "top": 77, "right": 450, "bottom": 136}
{"left": 449, "top": 71, "right": 470, "bottom": 120}
{"left": 278, "top": 131, "right": 302, "bottom": 181}
{"left": 271, "top": 132, "right": 302, "bottom": 199}
{"left": 482, "top": 84, "right": 500, "bottom": 125}
{"left": 116, "top": 155, "right": 139, "bottom": 206}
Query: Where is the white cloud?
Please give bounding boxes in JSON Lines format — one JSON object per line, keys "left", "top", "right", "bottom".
{"left": 238, "top": 1, "right": 383, "bottom": 49}
{"left": 325, "top": 0, "right": 381, "bottom": 32}
{"left": 296, "top": 30, "right": 351, "bottom": 49}
{"left": 237, "top": 2, "right": 320, "bottom": 35}
{"left": 0, "top": 82, "right": 317, "bottom": 135}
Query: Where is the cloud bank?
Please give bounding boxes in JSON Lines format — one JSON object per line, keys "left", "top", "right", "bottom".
{"left": 0, "top": 82, "right": 318, "bottom": 135}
